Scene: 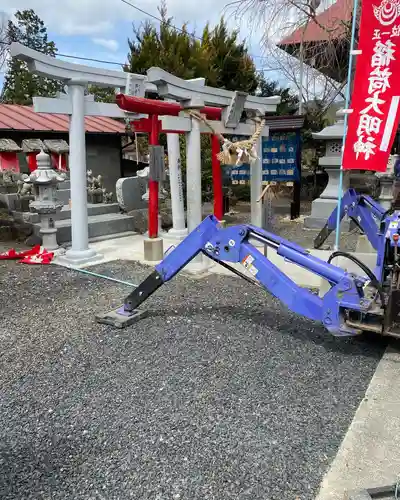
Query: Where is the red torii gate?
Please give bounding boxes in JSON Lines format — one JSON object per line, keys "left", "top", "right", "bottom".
{"left": 116, "top": 94, "right": 224, "bottom": 238}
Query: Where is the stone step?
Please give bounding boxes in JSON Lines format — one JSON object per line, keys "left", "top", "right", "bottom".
{"left": 33, "top": 212, "right": 137, "bottom": 244}
{"left": 14, "top": 203, "right": 121, "bottom": 223}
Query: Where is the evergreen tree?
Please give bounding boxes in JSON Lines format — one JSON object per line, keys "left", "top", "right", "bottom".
{"left": 257, "top": 75, "right": 299, "bottom": 115}
{"left": 124, "top": 3, "right": 254, "bottom": 91}
{"left": 201, "top": 19, "right": 258, "bottom": 93}
{"left": 87, "top": 85, "right": 116, "bottom": 103}
{"left": 125, "top": 3, "right": 210, "bottom": 80}
{"left": 1, "top": 9, "right": 62, "bottom": 105}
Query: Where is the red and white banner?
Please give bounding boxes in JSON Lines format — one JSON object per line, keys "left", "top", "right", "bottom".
{"left": 343, "top": 0, "right": 400, "bottom": 172}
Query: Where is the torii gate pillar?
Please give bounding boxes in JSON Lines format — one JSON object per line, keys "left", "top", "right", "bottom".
{"left": 66, "top": 80, "right": 97, "bottom": 263}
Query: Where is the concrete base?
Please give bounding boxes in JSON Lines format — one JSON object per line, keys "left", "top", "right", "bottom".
{"left": 167, "top": 227, "right": 188, "bottom": 240}
{"left": 56, "top": 247, "right": 103, "bottom": 267}
{"left": 316, "top": 346, "right": 400, "bottom": 500}
{"left": 305, "top": 215, "right": 354, "bottom": 231}
{"left": 182, "top": 254, "right": 214, "bottom": 276}
{"left": 143, "top": 237, "right": 164, "bottom": 262}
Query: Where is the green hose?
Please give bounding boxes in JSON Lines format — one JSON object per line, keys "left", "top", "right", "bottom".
{"left": 68, "top": 266, "right": 138, "bottom": 288}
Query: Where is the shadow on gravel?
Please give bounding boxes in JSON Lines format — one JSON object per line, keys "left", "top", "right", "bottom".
{"left": 143, "top": 303, "right": 389, "bottom": 358}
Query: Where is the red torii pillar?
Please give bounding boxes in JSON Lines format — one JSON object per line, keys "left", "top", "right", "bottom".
{"left": 116, "top": 94, "right": 224, "bottom": 239}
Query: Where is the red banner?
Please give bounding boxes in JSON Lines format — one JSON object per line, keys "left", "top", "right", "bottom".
{"left": 343, "top": 0, "right": 400, "bottom": 172}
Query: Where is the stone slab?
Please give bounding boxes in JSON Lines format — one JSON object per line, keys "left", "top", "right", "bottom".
{"left": 116, "top": 176, "right": 147, "bottom": 212}
{"left": 0, "top": 192, "right": 19, "bottom": 211}
{"left": 306, "top": 197, "right": 341, "bottom": 221}
{"left": 14, "top": 203, "right": 120, "bottom": 223}
{"left": 33, "top": 212, "right": 137, "bottom": 244}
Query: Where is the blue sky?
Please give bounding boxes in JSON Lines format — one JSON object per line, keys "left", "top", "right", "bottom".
{"left": 0, "top": 0, "right": 274, "bottom": 89}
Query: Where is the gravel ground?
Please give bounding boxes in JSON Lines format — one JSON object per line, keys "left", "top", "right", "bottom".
{"left": 0, "top": 259, "right": 387, "bottom": 500}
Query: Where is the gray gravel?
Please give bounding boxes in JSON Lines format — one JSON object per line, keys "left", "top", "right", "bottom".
{"left": 0, "top": 259, "right": 387, "bottom": 500}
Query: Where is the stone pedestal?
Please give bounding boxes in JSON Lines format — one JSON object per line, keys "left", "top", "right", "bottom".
{"left": 305, "top": 110, "right": 352, "bottom": 230}
{"left": 376, "top": 154, "right": 397, "bottom": 210}
{"left": 37, "top": 213, "right": 60, "bottom": 250}
{"left": 144, "top": 237, "right": 164, "bottom": 262}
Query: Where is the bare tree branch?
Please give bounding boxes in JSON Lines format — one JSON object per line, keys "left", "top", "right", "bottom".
{"left": 224, "top": 0, "right": 355, "bottom": 109}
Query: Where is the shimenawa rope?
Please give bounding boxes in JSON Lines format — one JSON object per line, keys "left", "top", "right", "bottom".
{"left": 185, "top": 109, "right": 265, "bottom": 166}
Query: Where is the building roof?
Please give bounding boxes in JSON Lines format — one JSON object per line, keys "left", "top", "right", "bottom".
{"left": 0, "top": 138, "right": 22, "bottom": 152}
{"left": 278, "top": 0, "right": 352, "bottom": 45}
{"left": 21, "top": 138, "right": 44, "bottom": 152}
{"left": 43, "top": 139, "right": 69, "bottom": 154}
{"left": 264, "top": 115, "right": 305, "bottom": 130}
{"left": 0, "top": 104, "right": 126, "bottom": 134}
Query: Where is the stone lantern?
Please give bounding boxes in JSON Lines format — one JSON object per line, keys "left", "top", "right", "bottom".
{"left": 304, "top": 109, "right": 351, "bottom": 230}
{"left": 376, "top": 154, "right": 398, "bottom": 210}
{"left": 23, "top": 150, "right": 66, "bottom": 250}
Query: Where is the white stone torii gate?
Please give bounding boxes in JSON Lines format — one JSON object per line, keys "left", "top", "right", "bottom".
{"left": 9, "top": 42, "right": 204, "bottom": 265}
{"left": 143, "top": 67, "right": 280, "bottom": 271}
{"left": 146, "top": 67, "right": 280, "bottom": 229}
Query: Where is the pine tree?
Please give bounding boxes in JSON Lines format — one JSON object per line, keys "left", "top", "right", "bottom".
{"left": 124, "top": 3, "right": 252, "bottom": 90}
{"left": 125, "top": 2, "right": 210, "bottom": 80}
{"left": 87, "top": 85, "right": 116, "bottom": 103}
{"left": 1, "top": 9, "right": 63, "bottom": 105}
{"left": 257, "top": 76, "right": 299, "bottom": 115}
{"left": 201, "top": 18, "right": 258, "bottom": 93}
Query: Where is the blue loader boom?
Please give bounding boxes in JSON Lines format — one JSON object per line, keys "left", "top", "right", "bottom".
{"left": 97, "top": 189, "right": 400, "bottom": 339}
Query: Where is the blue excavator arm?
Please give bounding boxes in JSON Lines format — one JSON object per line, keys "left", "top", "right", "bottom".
{"left": 97, "top": 212, "right": 385, "bottom": 337}
{"left": 314, "top": 188, "right": 387, "bottom": 251}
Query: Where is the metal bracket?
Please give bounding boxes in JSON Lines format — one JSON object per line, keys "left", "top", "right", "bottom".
{"left": 149, "top": 145, "right": 165, "bottom": 182}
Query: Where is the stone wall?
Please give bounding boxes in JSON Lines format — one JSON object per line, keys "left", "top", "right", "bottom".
{"left": 85, "top": 135, "right": 122, "bottom": 195}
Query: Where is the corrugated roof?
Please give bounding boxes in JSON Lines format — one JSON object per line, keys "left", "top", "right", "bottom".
{"left": 264, "top": 115, "right": 305, "bottom": 130}
{"left": 279, "top": 0, "right": 352, "bottom": 45}
{"left": 0, "top": 103, "right": 126, "bottom": 134}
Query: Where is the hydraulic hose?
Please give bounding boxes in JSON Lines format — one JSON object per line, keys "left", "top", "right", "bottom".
{"left": 327, "top": 251, "right": 385, "bottom": 307}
